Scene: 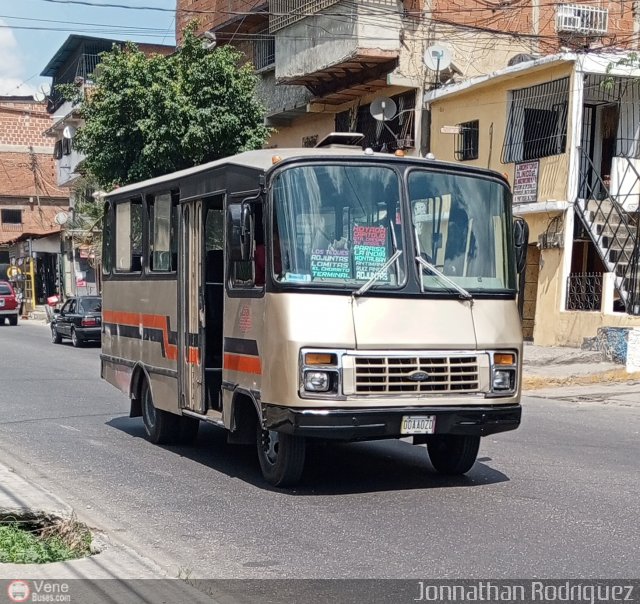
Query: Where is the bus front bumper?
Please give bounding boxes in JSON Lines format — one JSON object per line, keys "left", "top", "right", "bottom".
{"left": 262, "top": 403, "right": 521, "bottom": 441}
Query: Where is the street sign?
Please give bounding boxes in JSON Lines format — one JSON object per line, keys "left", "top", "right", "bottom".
{"left": 440, "top": 125, "right": 462, "bottom": 134}
{"left": 6, "top": 266, "right": 21, "bottom": 279}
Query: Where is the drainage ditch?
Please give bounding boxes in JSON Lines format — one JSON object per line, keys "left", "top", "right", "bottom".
{"left": 0, "top": 511, "right": 95, "bottom": 564}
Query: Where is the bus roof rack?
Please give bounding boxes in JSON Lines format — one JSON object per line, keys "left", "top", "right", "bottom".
{"left": 314, "top": 132, "right": 365, "bottom": 149}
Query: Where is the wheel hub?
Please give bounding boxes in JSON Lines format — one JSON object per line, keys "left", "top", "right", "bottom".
{"left": 261, "top": 429, "right": 280, "bottom": 465}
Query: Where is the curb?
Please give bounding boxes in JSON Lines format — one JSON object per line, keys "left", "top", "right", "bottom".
{"left": 0, "top": 462, "right": 168, "bottom": 580}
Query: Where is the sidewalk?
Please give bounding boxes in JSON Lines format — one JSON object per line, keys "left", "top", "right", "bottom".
{"left": 522, "top": 342, "right": 640, "bottom": 398}
{"left": 0, "top": 463, "right": 217, "bottom": 601}
{"left": 0, "top": 462, "right": 166, "bottom": 580}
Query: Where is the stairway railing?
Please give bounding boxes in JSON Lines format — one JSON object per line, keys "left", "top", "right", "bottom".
{"left": 574, "top": 149, "right": 640, "bottom": 314}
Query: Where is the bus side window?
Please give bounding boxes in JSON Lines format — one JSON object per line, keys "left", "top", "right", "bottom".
{"left": 131, "top": 200, "right": 143, "bottom": 272}
{"left": 148, "top": 192, "right": 176, "bottom": 273}
{"left": 102, "top": 202, "right": 113, "bottom": 275}
{"left": 114, "top": 198, "right": 143, "bottom": 273}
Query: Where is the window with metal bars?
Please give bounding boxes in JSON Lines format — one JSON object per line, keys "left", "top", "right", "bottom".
{"left": 455, "top": 120, "right": 479, "bottom": 161}
{"left": 253, "top": 31, "right": 275, "bottom": 71}
{"left": 1, "top": 210, "right": 22, "bottom": 225}
{"left": 335, "top": 91, "right": 416, "bottom": 152}
{"left": 502, "top": 78, "right": 569, "bottom": 164}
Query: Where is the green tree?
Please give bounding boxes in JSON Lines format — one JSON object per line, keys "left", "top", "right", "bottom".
{"left": 62, "top": 26, "right": 271, "bottom": 189}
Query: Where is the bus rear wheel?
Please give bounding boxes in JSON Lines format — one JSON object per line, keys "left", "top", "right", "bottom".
{"left": 256, "top": 423, "right": 305, "bottom": 487}
{"left": 141, "top": 379, "right": 179, "bottom": 444}
{"left": 426, "top": 434, "right": 480, "bottom": 475}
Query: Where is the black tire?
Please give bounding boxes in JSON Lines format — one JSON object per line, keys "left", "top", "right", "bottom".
{"left": 51, "top": 325, "right": 62, "bottom": 344}
{"left": 426, "top": 434, "right": 481, "bottom": 475}
{"left": 8, "top": 314, "right": 18, "bottom": 326}
{"left": 70, "top": 328, "right": 82, "bottom": 348}
{"left": 256, "top": 421, "right": 306, "bottom": 487}
{"left": 140, "top": 379, "right": 181, "bottom": 444}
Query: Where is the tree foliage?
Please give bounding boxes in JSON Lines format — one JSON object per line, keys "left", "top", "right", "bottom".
{"left": 63, "top": 27, "right": 271, "bottom": 189}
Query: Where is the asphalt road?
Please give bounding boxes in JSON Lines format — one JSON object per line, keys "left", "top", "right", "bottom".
{"left": 0, "top": 321, "right": 638, "bottom": 581}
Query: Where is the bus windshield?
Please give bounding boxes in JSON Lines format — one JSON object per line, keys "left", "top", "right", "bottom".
{"left": 408, "top": 170, "right": 516, "bottom": 293}
{"left": 272, "top": 164, "right": 405, "bottom": 289}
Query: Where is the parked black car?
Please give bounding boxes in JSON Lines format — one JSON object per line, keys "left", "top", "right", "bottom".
{"left": 51, "top": 296, "right": 102, "bottom": 347}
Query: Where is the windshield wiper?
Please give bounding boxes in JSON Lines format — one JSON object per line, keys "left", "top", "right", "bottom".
{"left": 353, "top": 250, "right": 403, "bottom": 297}
{"left": 415, "top": 255, "right": 473, "bottom": 302}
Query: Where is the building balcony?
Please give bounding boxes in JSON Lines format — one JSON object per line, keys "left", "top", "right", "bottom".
{"left": 272, "top": 0, "right": 401, "bottom": 104}
{"left": 45, "top": 53, "right": 102, "bottom": 114}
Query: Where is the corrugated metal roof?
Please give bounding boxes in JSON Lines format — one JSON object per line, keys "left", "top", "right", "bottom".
{"left": 40, "top": 35, "right": 123, "bottom": 78}
{"left": 40, "top": 35, "right": 174, "bottom": 78}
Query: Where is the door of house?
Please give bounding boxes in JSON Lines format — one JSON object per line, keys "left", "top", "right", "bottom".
{"left": 580, "top": 103, "right": 619, "bottom": 199}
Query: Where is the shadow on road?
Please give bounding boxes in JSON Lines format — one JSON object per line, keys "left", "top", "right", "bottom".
{"left": 107, "top": 417, "right": 510, "bottom": 495}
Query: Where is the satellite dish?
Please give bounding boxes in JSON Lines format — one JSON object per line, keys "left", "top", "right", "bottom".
{"left": 62, "top": 125, "right": 76, "bottom": 140}
{"left": 203, "top": 31, "right": 217, "bottom": 50}
{"left": 423, "top": 45, "right": 452, "bottom": 72}
{"left": 54, "top": 212, "right": 69, "bottom": 226}
{"left": 34, "top": 85, "right": 49, "bottom": 102}
{"left": 370, "top": 97, "right": 397, "bottom": 122}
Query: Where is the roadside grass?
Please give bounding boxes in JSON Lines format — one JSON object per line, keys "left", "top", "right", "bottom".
{"left": 523, "top": 368, "right": 640, "bottom": 390}
{"left": 0, "top": 515, "right": 92, "bottom": 564}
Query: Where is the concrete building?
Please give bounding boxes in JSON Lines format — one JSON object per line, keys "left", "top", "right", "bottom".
{"left": 175, "top": 0, "right": 638, "bottom": 155}
{"left": 0, "top": 96, "right": 68, "bottom": 312}
{"left": 427, "top": 52, "right": 640, "bottom": 346}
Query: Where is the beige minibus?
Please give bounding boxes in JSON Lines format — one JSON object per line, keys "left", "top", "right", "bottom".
{"left": 101, "top": 139, "right": 526, "bottom": 486}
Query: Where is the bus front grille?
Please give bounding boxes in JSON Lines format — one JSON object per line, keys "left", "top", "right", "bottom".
{"left": 353, "top": 355, "right": 479, "bottom": 394}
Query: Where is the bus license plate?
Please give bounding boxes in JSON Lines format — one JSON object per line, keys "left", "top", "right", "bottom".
{"left": 401, "top": 415, "right": 435, "bottom": 435}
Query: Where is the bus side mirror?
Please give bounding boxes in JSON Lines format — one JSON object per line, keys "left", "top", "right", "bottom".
{"left": 227, "top": 205, "right": 243, "bottom": 262}
{"left": 240, "top": 203, "right": 253, "bottom": 261}
{"left": 513, "top": 217, "right": 529, "bottom": 274}
{"left": 227, "top": 203, "right": 254, "bottom": 261}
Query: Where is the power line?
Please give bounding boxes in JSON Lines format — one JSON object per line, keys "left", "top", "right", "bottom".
{"left": 0, "top": 23, "right": 173, "bottom": 37}
{"left": 0, "top": 13, "right": 170, "bottom": 32}
{"left": 17, "top": 1, "right": 638, "bottom": 49}
{"left": 33, "top": 0, "right": 179, "bottom": 13}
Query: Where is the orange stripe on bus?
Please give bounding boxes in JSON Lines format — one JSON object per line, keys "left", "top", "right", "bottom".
{"left": 102, "top": 310, "right": 201, "bottom": 364}
{"left": 224, "top": 353, "right": 262, "bottom": 375}
{"left": 188, "top": 347, "right": 200, "bottom": 365}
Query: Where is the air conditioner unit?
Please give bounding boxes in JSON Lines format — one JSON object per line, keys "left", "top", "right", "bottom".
{"left": 556, "top": 4, "right": 608, "bottom": 36}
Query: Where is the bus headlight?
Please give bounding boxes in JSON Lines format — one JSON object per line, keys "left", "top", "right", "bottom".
{"left": 492, "top": 369, "right": 514, "bottom": 391}
{"left": 304, "top": 371, "right": 331, "bottom": 392}
{"left": 489, "top": 351, "right": 517, "bottom": 395}
{"left": 299, "top": 349, "right": 344, "bottom": 398}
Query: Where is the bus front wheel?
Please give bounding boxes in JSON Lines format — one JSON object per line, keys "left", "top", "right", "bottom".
{"left": 426, "top": 434, "right": 480, "bottom": 475}
{"left": 256, "top": 423, "right": 305, "bottom": 487}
